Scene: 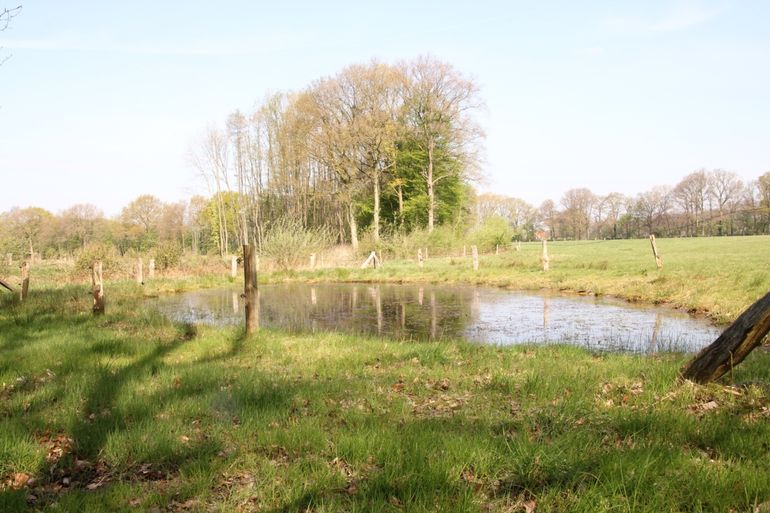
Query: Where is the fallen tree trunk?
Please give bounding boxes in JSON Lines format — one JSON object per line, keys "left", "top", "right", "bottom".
{"left": 0, "top": 277, "right": 14, "bottom": 292}
{"left": 681, "top": 290, "right": 770, "bottom": 383}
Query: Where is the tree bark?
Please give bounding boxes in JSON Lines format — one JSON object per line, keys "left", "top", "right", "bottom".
{"left": 427, "top": 141, "right": 435, "bottom": 233}
{"left": 397, "top": 183, "right": 404, "bottom": 230}
{"left": 349, "top": 204, "right": 359, "bottom": 251}
{"left": 373, "top": 171, "right": 380, "bottom": 242}
{"left": 243, "top": 244, "right": 259, "bottom": 335}
{"left": 681, "top": 291, "right": 770, "bottom": 383}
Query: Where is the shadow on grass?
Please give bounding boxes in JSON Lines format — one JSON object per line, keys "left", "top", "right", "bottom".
{"left": 0, "top": 290, "right": 287, "bottom": 511}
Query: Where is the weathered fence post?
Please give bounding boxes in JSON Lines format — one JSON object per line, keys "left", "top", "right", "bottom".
{"left": 148, "top": 259, "right": 156, "bottom": 279}
{"left": 135, "top": 258, "right": 143, "bottom": 284}
{"left": 541, "top": 239, "right": 549, "bottom": 272}
{"left": 681, "top": 291, "right": 770, "bottom": 383}
{"left": 360, "top": 251, "right": 381, "bottom": 269}
{"left": 417, "top": 248, "right": 424, "bottom": 268}
{"left": 424, "top": 248, "right": 428, "bottom": 261}
{"left": 471, "top": 245, "right": 479, "bottom": 271}
{"left": 309, "top": 253, "right": 317, "bottom": 270}
{"left": 5, "top": 253, "right": 11, "bottom": 266}
{"left": 243, "top": 244, "right": 259, "bottom": 335}
{"left": 495, "top": 244, "right": 499, "bottom": 255}
{"left": 20, "top": 261, "right": 29, "bottom": 301}
{"left": 91, "top": 261, "right": 105, "bottom": 315}
{"left": 230, "top": 256, "right": 238, "bottom": 279}
{"left": 649, "top": 235, "right": 663, "bottom": 269}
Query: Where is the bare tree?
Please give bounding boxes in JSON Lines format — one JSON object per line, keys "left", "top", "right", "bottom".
{"left": 560, "top": 188, "right": 596, "bottom": 240}
{"left": 634, "top": 186, "right": 671, "bottom": 235}
{"left": 190, "top": 127, "right": 231, "bottom": 256}
{"left": 673, "top": 170, "right": 709, "bottom": 236}
{"left": 0, "top": 5, "right": 21, "bottom": 66}
{"left": 707, "top": 169, "right": 743, "bottom": 235}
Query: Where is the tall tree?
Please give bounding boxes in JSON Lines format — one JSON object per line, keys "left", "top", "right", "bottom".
{"left": 560, "top": 188, "right": 595, "bottom": 240}
{"left": 403, "top": 56, "right": 483, "bottom": 232}
{"left": 673, "top": 170, "right": 709, "bottom": 236}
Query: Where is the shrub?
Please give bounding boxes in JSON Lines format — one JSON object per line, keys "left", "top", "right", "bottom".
{"left": 75, "top": 242, "right": 118, "bottom": 272}
{"left": 260, "top": 218, "right": 333, "bottom": 271}
{"left": 153, "top": 242, "right": 183, "bottom": 270}
{"left": 467, "top": 216, "right": 515, "bottom": 253}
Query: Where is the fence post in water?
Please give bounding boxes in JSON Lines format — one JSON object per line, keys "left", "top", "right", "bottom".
{"left": 649, "top": 235, "right": 663, "bottom": 269}
{"left": 309, "top": 253, "right": 316, "bottom": 270}
{"left": 135, "top": 258, "right": 143, "bottom": 284}
{"left": 541, "top": 239, "right": 549, "bottom": 272}
{"left": 148, "top": 259, "right": 156, "bottom": 279}
{"left": 471, "top": 245, "right": 479, "bottom": 271}
{"left": 230, "top": 256, "right": 238, "bottom": 278}
{"left": 417, "top": 248, "right": 424, "bottom": 268}
{"left": 243, "top": 244, "right": 259, "bottom": 335}
{"left": 91, "top": 261, "right": 105, "bottom": 315}
{"left": 20, "top": 261, "right": 29, "bottom": 301}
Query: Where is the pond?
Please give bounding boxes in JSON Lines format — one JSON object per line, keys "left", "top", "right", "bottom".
{"left": 148, "top": 283, "right": 722, "bottom": 353}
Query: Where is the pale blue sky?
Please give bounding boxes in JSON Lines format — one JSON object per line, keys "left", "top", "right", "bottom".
{"left": 1, "top": 1, "right": 768, "bottom": 215}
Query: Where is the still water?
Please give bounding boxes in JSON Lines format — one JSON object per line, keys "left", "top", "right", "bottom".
{"left": 149, "top": 283, "right": 722, "bottom": 353}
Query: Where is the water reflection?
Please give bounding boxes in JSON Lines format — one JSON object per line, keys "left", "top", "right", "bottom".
{"left": 150, "top": 283, "right": 722, "bottom": 353}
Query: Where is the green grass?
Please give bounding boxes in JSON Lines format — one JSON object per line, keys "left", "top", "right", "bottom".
{"left": 286, "top": 236, "right": 770, "bottom": 324}
{"left": 3, "top": 285, "right": 770, "bottom": 512}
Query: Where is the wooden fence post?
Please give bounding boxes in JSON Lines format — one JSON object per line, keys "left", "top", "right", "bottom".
{"left": 230, "top": 256, "right": 238, "bottom": 278}
{"left": 495, "top": 244, "right": 499, "bottom": 255}
{"left": 360, "top": 251, "right": 381, "bottom": 269}
{"left": 5, "top": 253, "right": 11, "bottom": 266}
{"left": 417, "top": 248, "right": 424, "bottom": 268}
{"left": 649, "top": 235, "right": 663, "bottom": 269}
{"left": 135, "top": 258, "right": 143, "bottom": 284}
{"left": 463, "top": 245, "right": 466, "bottom": 258}
{"left": 20, "top": 261, "right": 29, "bottom": 301}
{"left": 424, "top": 248, "right": 428, "bottom": 260}
{"left": 243, "top": 244, "right": 259, "bottom": 335}
{"left": 148, "top": 259, "right": 156, "bottom": 279}
{"left": 541, "top": 239, "right": 549, "bottom": 272}
{"left": 91, "top": 261, "right": 105, "bottom": 315}
{"left": 309, "top": 253, "right": 316, "bottom": 270}
{"left": 471, "top": 245, "right": 479, "bottom": 271}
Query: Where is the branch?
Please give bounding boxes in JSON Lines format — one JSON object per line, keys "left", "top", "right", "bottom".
{"left": 0, "top": 5, "right": 21, "bottom": 32}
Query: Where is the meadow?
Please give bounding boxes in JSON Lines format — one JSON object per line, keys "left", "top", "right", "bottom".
{"left": 1, "top": 236, "right": 770, "bottom": 512}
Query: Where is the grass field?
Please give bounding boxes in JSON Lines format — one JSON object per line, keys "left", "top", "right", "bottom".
{"left": 1, "top": 236, "right": 770, "bottom": 512}
{"left": 292, "top": 236, "right": 770, "bottom": 324}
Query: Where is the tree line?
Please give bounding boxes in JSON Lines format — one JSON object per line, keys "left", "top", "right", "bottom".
{"left": 478, "top": 169, "right": 770, "bottom": 241}
{"left": 3, "top": 168, "right": 769, "bottom": 264}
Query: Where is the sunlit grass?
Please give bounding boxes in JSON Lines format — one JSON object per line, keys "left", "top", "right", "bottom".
{"left": 290, "top": 236, "right": 770, "bottom": 324}
{"left": 2, "top": 285, "right": 770, "bottom": 511}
